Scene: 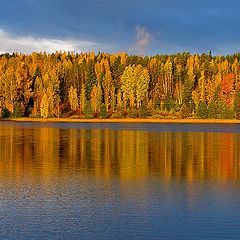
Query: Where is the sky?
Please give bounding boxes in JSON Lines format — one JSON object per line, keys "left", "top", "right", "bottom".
{"left": 0, "top": 0, "right": 239, "bottom": 55}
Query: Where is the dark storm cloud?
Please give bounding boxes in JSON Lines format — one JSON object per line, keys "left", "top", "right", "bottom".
{"left": 0, "top": 0, "right": 239, "bottom": 54}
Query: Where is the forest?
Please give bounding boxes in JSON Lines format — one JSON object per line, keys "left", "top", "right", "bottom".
{"left": 0, "top": 51, "right": 240, "bottom": 119}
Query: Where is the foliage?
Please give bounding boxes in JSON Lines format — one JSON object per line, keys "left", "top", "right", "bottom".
{"left": 139, "top": 102, "right": 149, "bottom": 118}
{"left": 129, "top": 108, "right": 139, "bottom": 118}
{"left": 99, "top": 103, "right": 107, "bottom": 119}
{"left": 196, "top": 101, "right": 208, "bottom": 119}
{"left": 83, "top": 100, "right": 94, "bottom": 119}
{"left": 180, "top": 104, "right": 192, "bottom": 119}
{"left": 1, "top": 107, "right": 11, "bottom": 118}
{"left": 163, "top": 95, "right": 175, "bottom": 111}
{"left": 234, "top": 92, "right": 240, "bottom": 119}
{"left": 40, "top": 93, "right": 49, "bottom": 118}
{"left": 68, "top": 86, "right": 79, "bottom": 111}
{"left": 0, "top": 51, "right": 239, "bottom": 119}
{"left": 12, "top": 102, "right": 23, "bottom": 118}
{"left": 208, "top": 101, "right": 234, "bottom": 119}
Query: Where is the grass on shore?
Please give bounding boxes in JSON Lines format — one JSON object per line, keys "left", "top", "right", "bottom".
{"left": 3, "top": 117, "right": 240, "bottom": 124}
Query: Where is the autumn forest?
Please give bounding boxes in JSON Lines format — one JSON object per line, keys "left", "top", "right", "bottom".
{"left": 0, "top": 51, "right": 240, "bottom": 119}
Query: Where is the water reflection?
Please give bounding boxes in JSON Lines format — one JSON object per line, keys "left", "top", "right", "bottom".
{"left": 1, "top": 123, "right": 240, "bottom": 181}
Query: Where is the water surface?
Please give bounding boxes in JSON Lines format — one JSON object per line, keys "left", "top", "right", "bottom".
{"left": 0, "top": 121, "right": 240, "bottom": 239}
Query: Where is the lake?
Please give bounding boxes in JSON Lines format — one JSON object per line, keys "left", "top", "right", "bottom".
{"left": 0, "top": 121, "right": 240, "bottom": 239}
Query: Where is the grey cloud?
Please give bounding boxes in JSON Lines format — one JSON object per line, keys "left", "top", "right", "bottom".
{"left": 0, "top": 28, "right": 111, "bottom": 53}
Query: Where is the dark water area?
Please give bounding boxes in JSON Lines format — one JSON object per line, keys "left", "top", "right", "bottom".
{"left": 0, "top": 121, "right": 240, "bottom": 239}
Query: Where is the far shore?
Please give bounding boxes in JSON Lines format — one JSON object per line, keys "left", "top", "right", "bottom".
{"left": 2, "top": 117, "right": 240, "bottom": 124}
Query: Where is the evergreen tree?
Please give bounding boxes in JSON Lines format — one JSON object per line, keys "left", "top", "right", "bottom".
{"left": 68, "top": 86, "right": 79, "bottom": 111}
{"left": 85, "top": 60, "right": 97, "bottom": 100}
{"left": 83, "top": 100, "right": 94, "bottom": 119}
{"left": 1, "top": 107, "right": 11, "bottom": 118}
{"left": 234, "top": 92, "right": 240, "bottom": 119}
{"left": 99, "top": 104, "right": 107, "bottom": 119}
{"left": 196, "top": 101, "right": 208, "bottom": 119}
{"left": 12, "top": 102, "right": 23, "bottom": 118}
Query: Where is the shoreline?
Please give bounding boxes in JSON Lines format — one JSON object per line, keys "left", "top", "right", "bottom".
{"left": 3, "top": 117, "right": 240, "bottom": 124}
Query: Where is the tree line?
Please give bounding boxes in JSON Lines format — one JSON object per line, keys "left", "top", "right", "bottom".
{"left": 0, "top": 51, "right": 240, "bottom": 119}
